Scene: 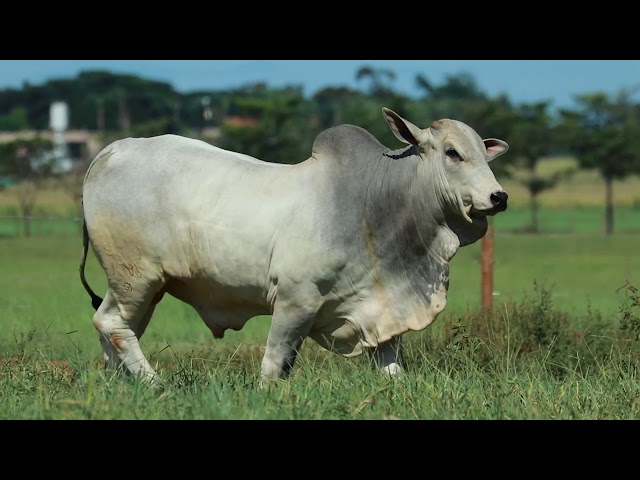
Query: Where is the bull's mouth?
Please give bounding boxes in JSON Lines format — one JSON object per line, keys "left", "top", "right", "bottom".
{"left": 470, "top": 202, "right": 508, "bottom": 218}
{"left": 458, "top": 195, "right": 508, "bottom": 223}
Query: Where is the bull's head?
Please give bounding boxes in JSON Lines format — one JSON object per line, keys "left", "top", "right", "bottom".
{"left": 382, "top": 107, "right": 509, "bottom": 224}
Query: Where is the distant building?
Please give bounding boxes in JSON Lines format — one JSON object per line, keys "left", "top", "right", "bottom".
{"left": 223, "top": 116, "right": 259, "bottom": 127}
{"left": 0, "top": 130, "right": 103, "bottom": 174}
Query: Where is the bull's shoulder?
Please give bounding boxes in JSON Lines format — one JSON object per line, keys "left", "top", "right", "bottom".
{"left": 311, "top": 124, "right": 387, "bottom": 166}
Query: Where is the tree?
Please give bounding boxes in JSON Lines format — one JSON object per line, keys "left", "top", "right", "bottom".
{"left": 217, "top": 85, "right": 317, "bottom": 164}
{"left": 558, "top": 90, "right": 640, "bottom": 235}
{"left": 312, "top": 86, "right": 362, "bottom": 129}
{"left": 0, "top": 70, "right": 184, "bottom": 131}
{"left": 355, "top": 65, "right": 396, "bottom": 99}
{"left": 507, "top": 102, "right": 575, "bottom": 233}
{"left": 414, "top": 72, "right": 489, "bottom": 121}
{"left": 59, "top": 171, "right": 85, "bottom": 231}
{"left": 0, "top": 137, "right": 54, "bottom": 237}
{"left": 0, "top": 106, "right": 29, "bottom": 131}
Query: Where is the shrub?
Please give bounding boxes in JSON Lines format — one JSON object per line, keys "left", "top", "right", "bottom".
{"left": 406, "top": 280, "right": 640, "bottom": 380}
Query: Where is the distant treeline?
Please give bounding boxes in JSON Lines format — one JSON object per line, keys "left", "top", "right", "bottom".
{"left": 0, "top": 67, "right": 546, "bottom": 136}
{"left": 0, "top": 67, "right": 528, "bottom": 161}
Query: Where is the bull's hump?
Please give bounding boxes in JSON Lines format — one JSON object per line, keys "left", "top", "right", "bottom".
{"left": 311, "top": 124, "right": 386, "bottom": 165}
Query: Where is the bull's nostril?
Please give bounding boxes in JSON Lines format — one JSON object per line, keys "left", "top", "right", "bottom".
{"left": 490, "top": 191, "right": 508, "bottom": 211}
{"left": 490, "top": 191, "right": 508, "bottom": 205}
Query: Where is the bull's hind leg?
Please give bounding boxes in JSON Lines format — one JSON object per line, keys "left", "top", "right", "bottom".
{"left": 91, "top": 282, "right": 164, "bottom": 388}
{"left": 368, "top": 334, "right": 404, "bottom": 376}
{"left": 93, "top": 291, "right": 120, "bottom": 369}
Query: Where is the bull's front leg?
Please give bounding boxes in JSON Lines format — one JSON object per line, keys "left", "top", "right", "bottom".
{"left": 259, "top": 302, "right": 314, "bottom": 388}
{"left": 368, "top": 334, "right": 404, "bottom": 376}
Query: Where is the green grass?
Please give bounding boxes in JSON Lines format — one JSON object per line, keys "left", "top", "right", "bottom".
{"left": 3, "top": 345, "right": 640, "bottom": 420}
{"left": 444, "top": 231, "right": 638, "bottom": 318}
{"left": 0, "top": 217, "right": 79, "bottom": 237}
{"left": 3, "top": 316, "right": 640, "bottom": 419}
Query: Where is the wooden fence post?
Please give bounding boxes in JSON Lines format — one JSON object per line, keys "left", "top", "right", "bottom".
{"left": 481, "top": 220, "right": 494, "bottom": 310}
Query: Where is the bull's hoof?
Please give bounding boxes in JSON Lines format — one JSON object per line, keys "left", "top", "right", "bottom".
{"left": 380, "top": 363, "right": 404, "bottom": 376}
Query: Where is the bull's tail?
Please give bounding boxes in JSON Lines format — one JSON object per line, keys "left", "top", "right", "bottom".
{"left": 80, "top": 210, "right": 103, "bottom": 311}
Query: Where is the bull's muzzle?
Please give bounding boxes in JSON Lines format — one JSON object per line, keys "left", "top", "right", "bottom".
{"left": 490, "top": 191, "right": 509, "bottom": 212}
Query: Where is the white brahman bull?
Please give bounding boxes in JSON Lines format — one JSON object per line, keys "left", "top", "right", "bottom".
{"left": 79, "top": 108, "right": 509, "bottom": 387}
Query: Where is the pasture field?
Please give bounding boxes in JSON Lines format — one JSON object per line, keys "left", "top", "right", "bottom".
{"left": 2, "top": 233, "right": 640, "bottom": 419}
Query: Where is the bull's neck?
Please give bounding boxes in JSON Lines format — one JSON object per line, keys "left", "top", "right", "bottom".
{"left": 363, "top": 147, "right": 459, "bottom": 266}
{"left": 446, "top": 215, "right": 488, "bottom": 247}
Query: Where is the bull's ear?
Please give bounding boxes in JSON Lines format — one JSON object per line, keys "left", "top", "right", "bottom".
{"left": 382, "top": 108, "right": 424, "bottom": 146}
{"left": 484, "top": 138, "right": 509, "bottom": 162}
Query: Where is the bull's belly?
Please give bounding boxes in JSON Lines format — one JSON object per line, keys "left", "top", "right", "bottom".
{"left": 165, "top": 277, "right": 270, "bottom": 338}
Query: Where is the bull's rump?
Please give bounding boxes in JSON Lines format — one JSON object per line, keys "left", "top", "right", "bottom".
{"left": 82, "top": 134, "right": 315, "bottom": 307}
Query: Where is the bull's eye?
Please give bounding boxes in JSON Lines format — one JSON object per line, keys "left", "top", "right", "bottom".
{"left": 445, "top": 147, "right": 462, "bottom": 161}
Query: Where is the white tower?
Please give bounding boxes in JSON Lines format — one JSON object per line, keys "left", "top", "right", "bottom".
{"left": 49, "top": 102, "right": 72, "bottom": 173}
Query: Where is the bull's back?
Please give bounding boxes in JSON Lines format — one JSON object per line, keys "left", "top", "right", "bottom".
{"left": 84, "top": 134, "right": 284, "bottom": 198}
{"left": 82, "top": 135, "right": 307, "bottom": 295}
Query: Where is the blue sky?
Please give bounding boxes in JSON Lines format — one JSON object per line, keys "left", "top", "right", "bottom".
{"left": 2, "top": 60, "right": 640, "bottom": 111}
